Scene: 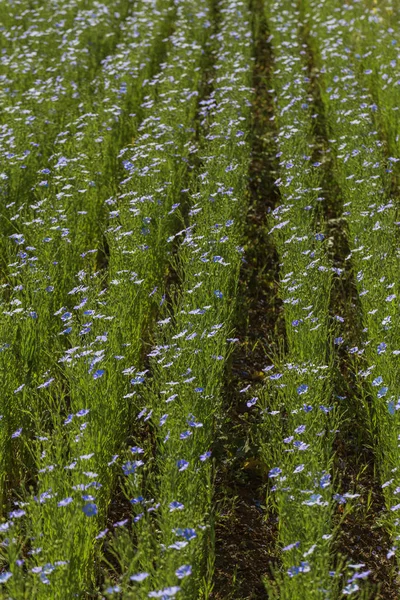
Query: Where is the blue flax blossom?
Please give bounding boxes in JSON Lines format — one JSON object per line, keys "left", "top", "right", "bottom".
{"left": 283, "top": 541, "right": 300, "bottom": 551}
{"left": 169, "top": 541, "right": 188, "bottom": 550}
{"left": 37, "top": 378, "right": 54, "bottom": 389}
{"left": 57, "top": 497, "right": 73, "bottom": 508}
{"left": 268, "top": 467, "right": 282, "bottom": 478}
{"left": 175, "top": 565, "right": 192, "bottom": 579}
{"left": 130, "top": 496, "right": 144, "bottom": 505}
{"left": 348, "top": 570, "right": 371, "bottom": 583}
{"left": 122, "top": 460, "right": 144, "bottom": 475}
{"left": 297, "top": 383, "right": 308, "bottom": 396}
{"left": 319, "top": 473, "right": 331, "bottom": 489}
{"left": 130, "top": 572, "right": 149, "bottom": 582}
{"left": 96, "top": 529, "right": 108, "bottom": 540}
{"left": 113, "top": 519, "right": 128, "bottom": 528}
{"left": 130, "top": 446, "right": 144, "bottom": 454}
{"left": 169, "top": 501, "right": 184, "bottom": 512}
{"left": 76, "top": 409, "right": 89, "bottom": 417}
{"left": 302, "top": 494, "right": 328, "bottom": 506}
{"left": 342, "top": 583, "right": 360, "bottom": 595}
{"left": 177, "top": 460, "right": 189, "bottom": 472}
{"left": 287, "top": 561, "right": 310, "bottom": 577}
{"left": 148, "top": 587, "right": 181, "bottom": 598}
{"left": 294, "top": 425, "right": 306, "bottom": 434}
{"left": 9, "top": 509, "right": 25, "bottom": 519}
{"left": 200, "top": 451, "right": 211, "bottom": 461}
{"left": 377, "top": 342, "right": 387, "bottom": 355}
{"left": 247, "top": 397, "right": 257, "bottom": 407}
{"left": 175, "top": 527, "right": 196, "bottom": 540}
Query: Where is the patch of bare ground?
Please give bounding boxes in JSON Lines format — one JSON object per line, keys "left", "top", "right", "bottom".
{"left": 210, "top": 1, "right": 283, "bottom": 597}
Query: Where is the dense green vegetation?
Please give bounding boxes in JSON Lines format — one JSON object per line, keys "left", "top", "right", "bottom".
{"left": 0, "top": 0, "right": 399, "bottom": 598}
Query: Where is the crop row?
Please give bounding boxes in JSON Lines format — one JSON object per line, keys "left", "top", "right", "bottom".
{"left": 304, "top": 0, "right": 400, "bottom": 589}
{"left": 0, "top": 0, "right": 256, "bottom": 597}
{"left": 257, "top": 1, "right": 345, "bottom": 597}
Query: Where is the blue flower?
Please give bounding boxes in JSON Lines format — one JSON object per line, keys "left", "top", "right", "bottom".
{"left": 9, "top": 509, "right": 25, "bottom": 519}
{"left": 122, "top": 460, "right": 144, "bottom": 475}
{"left": 333, "top": 494, "right": 347, "bottom": 505}
{"left": 302, "top": 494, "right": 326, "bottom": 506}
{"left": 319, "top": 473, "right": 331, "bottom": 489}
{"left": 268, "top": 467, "right": 282, "bottom": 478}
{"left": 130, "top": 572, "right": 149, "bottom": 582}
{"left": 76, "top": 409, "right": 89, "bottom": 417}
{"left": 175, "top": 527, "right": 196, "bottom": 540}
{"left": 159, "top": 414, "right": 168, "bottom": 426}
{"left": 37, "top": 378, "right": 54, "bottom": 389}
{"left": 294, "top": 425, "right": 306, "bottom": 434}
{"left": 82, "top": 503, "right": 97, "bottom": 517}
{"left": 96, "top": 529, "right": 108, "bottom": 539}
{"left": 105, "top": 586, "right": 121, "bottom": 594}
{"left": 377, "top": 387, "right": 388, "bottom": 398}
{"left": 297, "top": 384, "right": 308, "bottom": 395}
{"left": 270, "top": 373, "right": 282, "bottom": 380}
{"left": 200, "top": 451, "right": 211, "bottom": 461}
{"left": 148, "top": 587, "right": 181, "bottom": 598}
{"left": 169, "top": 501, "right": 184, "bottom": 512}
{"left": 177, "top": 460, "right": 189, "bottom": 472}
{"left": 130, "top": 496, "right": 144, "bottom": 505}
{"left": 293, "top": 464, "right": 304, "bottom": 473}
{"left": 287, "top": 561, "right": 310, "bottom": 577}
{"left": 283, "top": 541, "right": 300, "bottom": 551}
{"left": 175, "top": 565, "right": 192, "bottom": 579}
{"left": 342, "top": 582, "right": 360, "bottom": 595}
{"left": 377, "top": 342, "right": 387, "bottom": 355}
{"left": 93, "top": 369, "right": 104, "bottom": 379}
{"left": 131, "top": 376, "right": 145, "bottom": 385}
{"left": 57, "top": 497, "right": 73, "bottom": 508}
{"left": 130, "top": 446, "right": 144, "bottom": 454}
{"left": 113, "top": 519, "right": 128, "bottom": 528}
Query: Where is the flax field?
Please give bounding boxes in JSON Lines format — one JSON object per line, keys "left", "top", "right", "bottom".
{"left": 1, "top": 0, "right": 400, "bottom": 597}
